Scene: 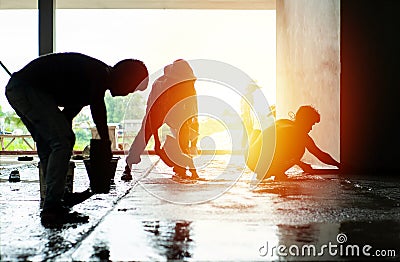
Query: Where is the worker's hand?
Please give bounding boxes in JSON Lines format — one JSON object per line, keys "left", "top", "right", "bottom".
{"left": 121, "top": 164, "right": 133, "bottom": 181}
{"left": 299, "top": 162, "right": 314, "bottom": 173}
{"left": 123, "top": 164, "right": 131, "bottom": 175}
{"left": 335, "top": 162, "right": 344, "bottom": 170}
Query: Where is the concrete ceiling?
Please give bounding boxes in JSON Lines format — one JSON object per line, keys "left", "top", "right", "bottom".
{"left": 0, "top": 0, "right": 275, "bottom": 10}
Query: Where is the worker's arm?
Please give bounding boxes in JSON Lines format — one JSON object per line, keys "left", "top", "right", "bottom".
{"left": 90, "top": 98, "right": 112, "bottom": 163}
{"left": 187, "top": 92, "right": 199, "bottom": 153}
{"left": 149, "top": 112, "right": 162, "bottom": 154}
{"left": 305, "top": 135, "right": 341, "bottom": 168}
{"left": 189, "top": 117, "right": 199, "bottom": 147}
{"left": 90, "top": 99, "right": 110, "bottom": 142}
{"left": 153, "top": 128, "right": 162, "bottom": 155}
{"left": 297, "top": 161, "right": 314, "bottom": 173}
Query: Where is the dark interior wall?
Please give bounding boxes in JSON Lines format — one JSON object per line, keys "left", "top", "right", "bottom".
{"left": 340, "top": 0, "right": 400, "bottom": 173}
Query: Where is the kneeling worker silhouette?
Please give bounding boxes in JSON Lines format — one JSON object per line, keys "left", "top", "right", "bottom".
{"left": 123, "top": 59, "right": 200, "bottom": 180}
{"left": 246, "top": 105, "right": 342, "bottom": 181}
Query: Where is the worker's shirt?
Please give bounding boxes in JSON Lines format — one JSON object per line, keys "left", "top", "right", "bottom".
{"left": 13, "top": 52, "right": 111, "bottom": 108}
{"left": 148, "top": 77, "right": 198, "bottom": 134}
{"left": 12, "top": 52, "right": 111, "bottom": 140}
{"left": 273, "top": 119, "right": 308, "bottom": 163}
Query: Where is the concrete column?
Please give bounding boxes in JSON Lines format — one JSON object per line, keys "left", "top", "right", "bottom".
{"left": 38, "top": 0, "right": 55, "bottom": 55}
{"left": 276, "top": 0, "right": 341, "bottom": 165}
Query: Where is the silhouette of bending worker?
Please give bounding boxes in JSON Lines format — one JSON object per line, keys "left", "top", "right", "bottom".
{"left": 246, "top": 105, "right": 341, "bottom": 181}
{"left": 123, "top": 59, "right": 200, "bottom": 180}
{"left": 5, "top": 52, "right": 148, "bottom": 226}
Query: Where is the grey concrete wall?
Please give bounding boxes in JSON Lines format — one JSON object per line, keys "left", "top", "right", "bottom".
{"left": 276, "top": 0, "right": 340, "bottom": 164}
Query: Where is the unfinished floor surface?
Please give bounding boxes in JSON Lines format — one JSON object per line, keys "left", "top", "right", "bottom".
{"left": 0, "top": 154, "right": 399, "bottom": 261}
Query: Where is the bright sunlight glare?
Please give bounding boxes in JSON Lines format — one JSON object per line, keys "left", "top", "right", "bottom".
{"left": 0, "top": 9, "right": 275, "bottom": 150}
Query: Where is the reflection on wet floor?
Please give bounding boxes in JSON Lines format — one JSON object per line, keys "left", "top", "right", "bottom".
{"left": 1, "top": 155, "right": 400, "bottom": 261}
{"left": 91, "top": 240, "right": 111, "bottom": 261}
{"left": 142, "top": 220, "right": 193, "bottom": 260}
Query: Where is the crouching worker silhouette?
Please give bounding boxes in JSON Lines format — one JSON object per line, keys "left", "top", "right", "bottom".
{"left": 122, "top": 59, "right": 201, "bottom": 181}
{"left": 245, "top": 105, "right": 341, "bottom": 181}
{"left": 5, "top": 52, "right": 148, "bottom": 226}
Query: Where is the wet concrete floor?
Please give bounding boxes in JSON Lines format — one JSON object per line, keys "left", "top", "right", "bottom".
{"left": 0, "top": 154, "right": 399, "bottom": 261}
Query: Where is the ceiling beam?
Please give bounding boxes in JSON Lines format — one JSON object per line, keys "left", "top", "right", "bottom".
{"left": 38, "top": 0, "right": 55, "bottom": 55}
{"left": 1, "top": 0, "right": 275, "bottom": 10}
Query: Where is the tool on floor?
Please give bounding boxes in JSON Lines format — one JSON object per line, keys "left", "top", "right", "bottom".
{"left": 9, "top": 170, "right": 20, "bottom": 182}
